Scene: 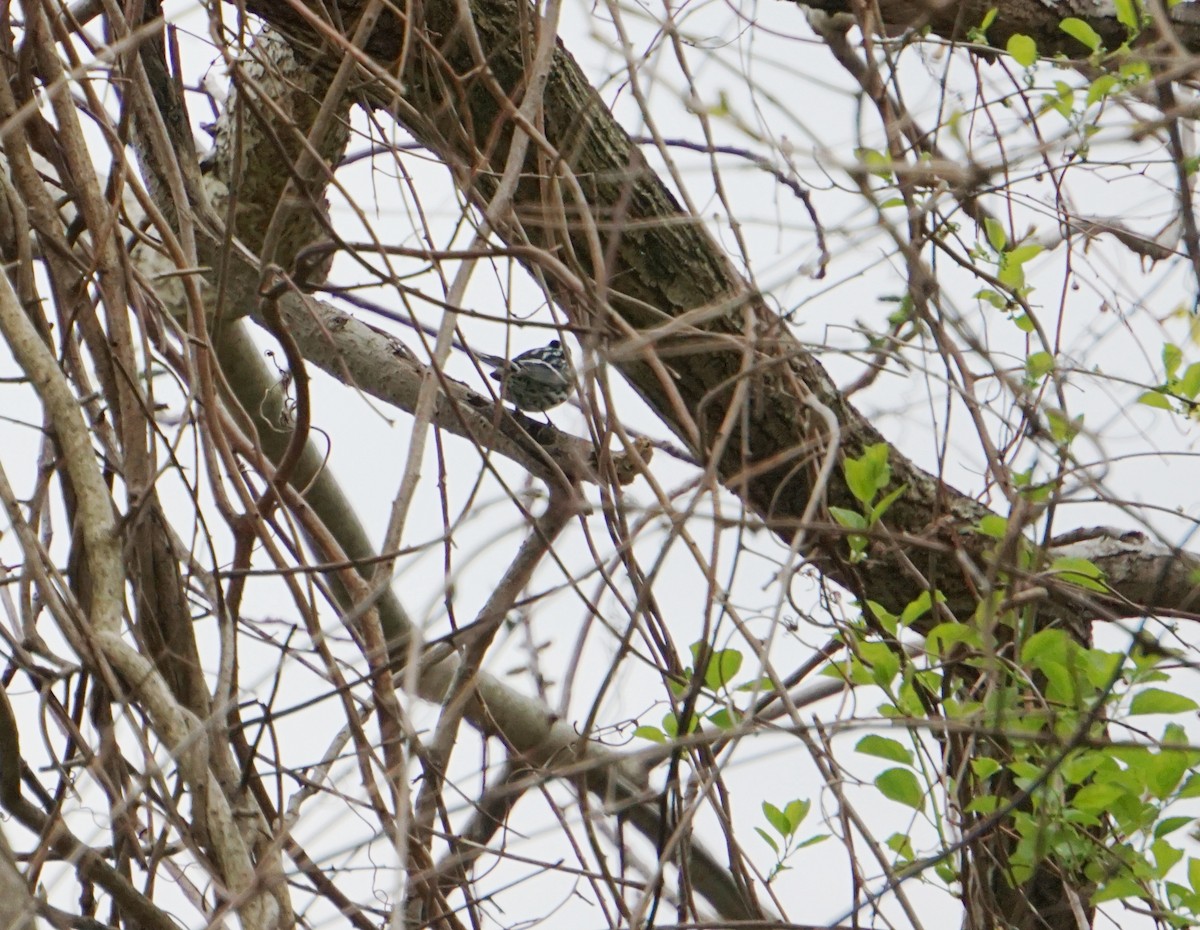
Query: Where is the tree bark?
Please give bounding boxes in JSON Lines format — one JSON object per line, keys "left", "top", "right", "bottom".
{"left": 179, "top": 1, "right": 1200, "bottom": 927}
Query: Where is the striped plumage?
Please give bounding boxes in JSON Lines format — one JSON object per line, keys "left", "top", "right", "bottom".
{"left": 478, "top": 340, "right": 575, "bottom": 413}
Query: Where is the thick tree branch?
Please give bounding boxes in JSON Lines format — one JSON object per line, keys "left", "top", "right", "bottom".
{"left": 796, "top": 0, "right": 1200, "bottom": 59}
{"left": 240, "top": 0, "right": 1200, "bottom": 633}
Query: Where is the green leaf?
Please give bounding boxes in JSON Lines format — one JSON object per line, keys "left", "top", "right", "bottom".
{"left": 1178, "top": 773, "right": 1200, "bottom": 798}
{"left": 1015, "top": 472, "right": 1053, "bottom": 503}
{"left": 1048, "top": 556, "right": 1108, "bottom": 592}
{"left": 1086, "top": 74, "right": 1119, "bottom": 106}
{"left": 829, "top": 506, "right": 868, "bottom": 531}
{"left": 857, "top": 641, "right": 901, "bottom": 688}
{"left": 875, "top": 768, "right": 925, "bottom": 810}
{"left": 1062, "top": 751, "right": 1110, "bottom": 784}
{"left": 1155, "top": 815, "right": 1194, "bottom": 838}
{"left": 1114, "top": 0, "right": 1140, "bottom": 33}
{"left": 1060, "top": 16, "right": 1102, "bottom": 51}
{"left": 1008, "top": 757, "right": 1043, "bottom": 780}
{"left": 736, "top": 676, "right": 776, "bottom": 693}
{"left": 1164, "top": 880, "right": 1200, "bottom": 915}
{"left": 1110, "top": 747, "right": 1154, "bottom": 786}
{"left": 634, "top": 725, "right": 666, "bottom": 743}
{"left": 1164, "top": 342, "right": 1183, "bottom": 378}
{"left": 971, "top": 757, "right": 1002, "bottom": 779}
{"left": 1006, "top": 33, "right": 1038, "bottom": 67}
{"left": 1173, "top": 720, "right": 1200, "bottom": 758}
{"left": 927, "top": 622, "right": 982, "bottom": 659}
{"left": 660, "top": 711, "right": 699, "bottom": 737}
{"left": 984, "top": 216, "right": 1008, "bottom": 252}
{"left": 1146, "top": 749, "right": 1190, "bottom": 799}
{"left": 1138, "top": 390, "right": 1173, "bottom": 410}
{"left": 1093, "top": 876, "right": 1144, "bottom": 903}
{"left": 1026, "top": 351, "right": 1055, "bottom": 381}
{"left": 1130, "top": 688, "right": 1199, "bottom": 715}
{"left": 844, "top": 443, "right": 892, "bottom": 505}
{"left": 855, "top": 148, "right": 894, "bottom": 180}
{"left": 1021, "top": 627, "right": 1071, "bottom": 668}
{"left": 976, "top": 514, "right": 1008, "bottom": 538}
{"left": 1046, "top": 409, "right": 1083, "bottom": 445}
{"left": 1041, "top": 83, "right": 1075, "bottom": 119}
{"left": 997, "top": 258, "right": 1027, "bottom": 290}
{"left": 1006, "top": 243, "right": 1043, "bottom": 265}
{"left": 856, "top": 734, "right": 913, "bottom": 765}
{"left": 1179, "top": 362, "right": 1200, "bottom": 399}
{"left": 755, "top": 826, "right": 779, "bottom": 853}
{"left": 1120, "top": 58, "right": 1151, "bottom": 82}
{"left": 886, "top": 833, "right": 914, "bottom": 859}
{"left": 966, "top": 794, "right": 999, "bottom": 813}
{"left": 762, "top": 801, "right": 792, "bottom": 837}
{"left": 866, "top": 600, "right": 899, "bottom": 636}
{"left": 1041, "top": 659, "right": 1080, "bottom": 706}
{"left": 976, "top": 288, "right": 1008, "bottom": 309}
{"left": 1153, "top": 839, "right": 1184, "bottom": 879}
{"left": 868, "top": 483, "right": 907, "bottom": 525}
{"left": 783, "top": 799, "right": 812, "bottom": 832}
{"left": 702, "top": 647, "right": 743, "bottom": 690}
{"left": 1081, "top": 649, "right": 1124, "bottom": 690}
{"left": 899, "top": 590, "right": 938, "bottom": 627}
{"left": 1072, "top": 782, "right": 1128, "bottom": 814}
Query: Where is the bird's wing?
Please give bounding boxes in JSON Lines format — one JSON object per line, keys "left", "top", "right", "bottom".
{"left": 475, "top": 352, "right": 508, "bottom": 369}
{"left": 516, "top": 363, "right": 572, "bottom": 386}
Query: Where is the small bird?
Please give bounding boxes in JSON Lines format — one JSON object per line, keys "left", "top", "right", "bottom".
{"left": 477, "top": 339, "right": 576, "bottom": 413}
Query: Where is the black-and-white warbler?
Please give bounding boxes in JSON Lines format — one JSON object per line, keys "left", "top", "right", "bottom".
{"left": 477, "top": 340, "right": 575, "bottom": 413}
